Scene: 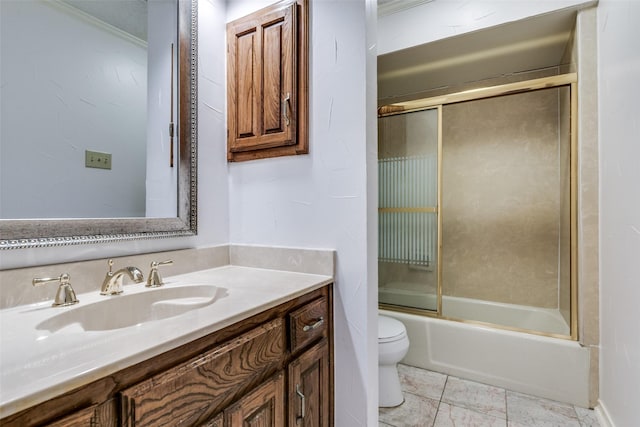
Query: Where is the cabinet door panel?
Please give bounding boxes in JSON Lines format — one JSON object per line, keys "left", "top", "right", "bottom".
{"left": 236, "top": 29, "right": 258, "bottom": 138}
{"left": 202, "top": 412, "right": 223, "bottom": 427}
{"left": 120, "top": 319, "right": 285, "bottom": 427}
{"left": 228, "top": 2, "right": 296, "bottom": 153}
{"left": 288, "top": 340, "right": 330, "bottom": 427}
{"left": 46, "top": 400, "right": 117, "bottom": 427}
{"left": 225, "top": 372, "right": 285, "bottom": 427}
{"left": 46, "top": 405, "right": 95, "bottom": 427}
{"left": 262, "top": 21, "right": 285, "bottom": 134}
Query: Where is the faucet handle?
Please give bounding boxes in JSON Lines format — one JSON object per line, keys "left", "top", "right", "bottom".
{"left": 146, "top": 260, "right": 173, "bottom": 288}
{"left": 33, "top": 273, "right": 79, "bottom": 307}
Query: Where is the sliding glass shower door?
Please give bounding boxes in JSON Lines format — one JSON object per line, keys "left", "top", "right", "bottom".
{"left": 378, "top": 108, "right": 439, "bottom": 312}
{"left": 377, "top": 77, "right": 577, "bottom": 339}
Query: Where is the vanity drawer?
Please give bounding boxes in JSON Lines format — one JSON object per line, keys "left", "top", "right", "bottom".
{"left": 289, "top": 297, "right": 328, "bottom": 353}
{"left": 120, "top": 318, "right": 285, "bottom": 427}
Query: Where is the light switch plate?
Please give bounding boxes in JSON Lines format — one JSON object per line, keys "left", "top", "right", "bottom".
{"left": 85, "top": 150, "right": 112, "bottom": 170}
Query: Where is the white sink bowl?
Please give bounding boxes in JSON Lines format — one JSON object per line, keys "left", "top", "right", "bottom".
{"left": 36, "top": 284, "right": 220, "bottom": 332}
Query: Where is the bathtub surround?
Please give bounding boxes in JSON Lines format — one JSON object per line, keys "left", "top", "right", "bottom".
{"left": 574, "top": 8, "right": 600, "bottom": 407}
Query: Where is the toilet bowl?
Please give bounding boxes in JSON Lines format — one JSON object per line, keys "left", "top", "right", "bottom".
{"left": 378, "top": 315, "right": 410, "bottom": 407}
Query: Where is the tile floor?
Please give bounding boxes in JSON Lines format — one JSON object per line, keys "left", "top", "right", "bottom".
{"left": 379, "top": 364, "right": 601, "bottom": 427}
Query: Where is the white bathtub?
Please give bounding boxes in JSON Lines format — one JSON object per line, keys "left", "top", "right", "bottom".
{"left": 378, "top": 286, "right": 570, "bottom": 336}
{"left": 380, "top": 307, "right": 591, "bottom": 407}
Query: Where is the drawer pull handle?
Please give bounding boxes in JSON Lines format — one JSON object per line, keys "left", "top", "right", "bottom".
{"left": 303, "top": 317, "right": 324, "bottom": 332}
{"left": 296, "top": 383, "right": 306, "bottom": 422}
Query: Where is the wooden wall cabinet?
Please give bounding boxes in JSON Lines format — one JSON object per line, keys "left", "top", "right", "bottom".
{"left": 1, "top": 285, "right": 332, "bottom": 427}
{"left": 227, "top": 0, "right": 308, "bottom": 162}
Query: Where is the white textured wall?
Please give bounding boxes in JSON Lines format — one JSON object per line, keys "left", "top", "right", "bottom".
{"left": 597, "top": 1, "right": 640, "bottom": 425}
{"left": 0, "top": 0, "right": 230, "bottom": 269}
{"left": 226, "top": 0, "right": 378, "bottom": 425}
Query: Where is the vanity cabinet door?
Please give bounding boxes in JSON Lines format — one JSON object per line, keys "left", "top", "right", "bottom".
{"left": 44, "top": 400, "right": 117, "bottom": 427}
{"left": 226, "top": 0, "right": 309, "bottom": 162}
{"left": 224, "top": 372, "right": 285, "bottom": 427}
{"left": 202, "top": 413, "right": 223, "bottom": 427}
{"left": 288, "top": 340, "right": 330, "bottom": 427}
{"left": 45, "top": 405, "right": 97, "bottom": 427}
{"left": 120, "top": 319, "right": 285, "bottom": 427}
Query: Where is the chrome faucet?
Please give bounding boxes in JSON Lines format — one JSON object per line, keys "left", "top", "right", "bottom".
{"left": 146, "top": 260, "right": 174, "bottom": 288}
{"left": 100, "top": 259, "right": 144, "bottom": 295}
{"left": 33, "top": 273, "right": 79, "bottom": 307}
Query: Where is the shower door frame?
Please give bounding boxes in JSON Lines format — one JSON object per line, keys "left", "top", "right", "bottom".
{"left": 378, "top": 73, "right": 579, "bottom": 341}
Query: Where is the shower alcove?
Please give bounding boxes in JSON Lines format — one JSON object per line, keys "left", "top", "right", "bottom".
{"left": 377, "top": 9, "right": 581, "bottom": 340}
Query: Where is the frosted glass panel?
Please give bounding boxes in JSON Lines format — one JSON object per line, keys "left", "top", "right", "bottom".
{"left": 378, "top": 108, "right": 438, "bottom": 311}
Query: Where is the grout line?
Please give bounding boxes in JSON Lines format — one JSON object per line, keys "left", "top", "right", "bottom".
{"left": 431, "top": 375, "right": 449, "bottom": 427}
{"left": 439, "top": 374, "right": 449, "bottom": 402}
{"left": 505, "top": 386, "right": 509, "bottom": 423}
{"left": 571, "top": 404, "right": 581, "bottom": 423}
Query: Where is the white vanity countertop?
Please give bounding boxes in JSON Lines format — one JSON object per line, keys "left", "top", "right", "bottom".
{"left": 0, "top": 265, "right": 333, "bottom": 418}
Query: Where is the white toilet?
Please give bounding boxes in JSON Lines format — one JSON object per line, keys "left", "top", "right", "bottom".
{"left": 378, "top": 315, "right": 410, "bottom": 407}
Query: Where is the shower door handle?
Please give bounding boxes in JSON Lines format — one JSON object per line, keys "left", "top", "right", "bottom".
{"left": 296, "top": 383, "right": 305, "bottom": 423}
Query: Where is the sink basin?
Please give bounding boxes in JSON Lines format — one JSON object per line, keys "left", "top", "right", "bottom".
{"left": 36, "top": 285, "right": 219, "bottom": 333}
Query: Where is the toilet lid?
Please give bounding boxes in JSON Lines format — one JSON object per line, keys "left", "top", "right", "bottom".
{"left": 378, "top": 316, "right": 407, "bottom": 343}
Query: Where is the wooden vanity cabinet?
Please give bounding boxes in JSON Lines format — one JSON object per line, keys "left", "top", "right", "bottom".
{"left": 206, "top": 294, "right": 331, "bottom": 427}
{"left": 1, "top": 285, "right": 332, "bottom": 427}
{"left": 289, "top": 340, "right": 330, "bottom": 427}
{"left": 120, "top": 319, "right": 286, "bottom": 426}
{"left": 45, "top": 403, "right": 117, "bottom": 427}
{"left": 226, "top": 0, "right": 309, "bottom": 162}
{"left": 224, "top": 371, "right": 286, "bottom": 426}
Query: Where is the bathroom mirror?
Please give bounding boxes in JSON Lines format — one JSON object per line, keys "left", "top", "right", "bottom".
{"left": 0, "top": 0, "right": 197, "bottom": 249}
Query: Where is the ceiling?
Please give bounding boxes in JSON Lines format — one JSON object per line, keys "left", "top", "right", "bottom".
{"left": 378, "top": 8, "right": 578, "bottom": 104}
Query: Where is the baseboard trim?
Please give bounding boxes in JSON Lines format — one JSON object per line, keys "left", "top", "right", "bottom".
{"left": 596, "top": 400, "right": 615, "bottom": 427}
